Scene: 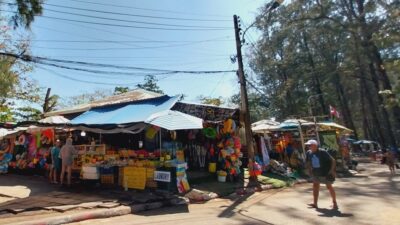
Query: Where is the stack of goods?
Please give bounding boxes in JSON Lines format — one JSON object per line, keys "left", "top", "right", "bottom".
{"left": 176, "top": 150, "right": 190, "bottom": 193}
{"left": 81, "top": 166, "right": 99, "bottom": 180}
{"left": 100, "top": 167, "right": 115, "bottom": 185}
{"left": 123, "top": 167, "right": 146, "bottom": 190}
{"left": 146, "top": 167, "right": 157, "bottom": 188}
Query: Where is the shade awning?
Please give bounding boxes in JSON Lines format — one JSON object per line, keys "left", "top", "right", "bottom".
{"left": 252, "top": 119, "right": 280, "bottom": 133}
{"left": 71, "top": 95, "right": 179, "bottom": 125}
{"left": 318, "top": 122, "right": 353, "bottom": 132}
{"left": 39, "top": 116, "right": 70, "bottom": 124}
{"left": 145, "top": 110, "right": 203, "bottom": 130}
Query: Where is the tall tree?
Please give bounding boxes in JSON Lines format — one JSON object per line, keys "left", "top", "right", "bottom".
{"left": 248, "top": 0, "right": 399, "bottom": 146}
{"left": 137, "top": 75, "right": 164, "bottom": 94}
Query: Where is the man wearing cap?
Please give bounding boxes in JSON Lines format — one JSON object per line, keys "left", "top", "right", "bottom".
{"left": 305, "top": 139, "right": 338, "bottom": 209}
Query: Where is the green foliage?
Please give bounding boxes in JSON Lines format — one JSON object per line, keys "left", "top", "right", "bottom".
{"left": 137, "top": 75, "right": 164, "bottom": 94}
{"left": 114, "top": 86, "right": 129, "bottom": 95}
{"left": 10, "top": 0, "right": 43, "bottom": 28}
{"left": 198, "top": 95, "right": 224, "bottom": 106}
{"left": 13, "top": 106, "right": 41, "bottom": 121}
{"left": 229, "top": 93, "right": 269, "bottom": 123}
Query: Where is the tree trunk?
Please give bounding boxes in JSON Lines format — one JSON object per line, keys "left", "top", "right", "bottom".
{"left": 355, "top": 0, "right": 398, "bottom": 146}
{"left": 42, "top": 88, "right": 51, "bottom": 118}
{"left": 302, "top": 33, "right": 328, "bottom": 115}
{"left": 332, "top": 71, "right": 357, "bottom": 138}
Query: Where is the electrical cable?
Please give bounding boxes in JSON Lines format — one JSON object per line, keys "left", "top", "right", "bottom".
{"left": 37, "top": 65, "right": 144, "bottom": 86}
{"left": 40, "top": 6, "right": 231, "bottom": 28}
{"left": 0, "top": 9, "right": 231, "bottom": 31}
{"left": 0, "top": 52, "right": 237, "bottom": 74}
{"left": 65, "top": 0, "right": 231, "bottom": 19}
{"left": 30, "top": 38, "right": 234, "bottom": 51}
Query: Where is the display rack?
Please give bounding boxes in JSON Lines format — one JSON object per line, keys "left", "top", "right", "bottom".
{"left": 72, "top": 144, "right": 106, "bottom": 170}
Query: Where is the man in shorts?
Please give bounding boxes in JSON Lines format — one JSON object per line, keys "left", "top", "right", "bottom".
{"left": 305, "top": 139, "right": 338, "bottom": 209}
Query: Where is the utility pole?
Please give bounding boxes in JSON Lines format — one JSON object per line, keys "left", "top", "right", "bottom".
{"left": 233, "top": 15, "right": 256, "bottom": 177}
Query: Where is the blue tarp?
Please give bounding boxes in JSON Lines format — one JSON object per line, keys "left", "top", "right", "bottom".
{"left": 71, "top": 95, "right": 179, "bottom": 125}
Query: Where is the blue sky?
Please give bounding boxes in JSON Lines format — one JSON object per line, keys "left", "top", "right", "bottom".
{"left": 25, "top": 0, "right": 267, "bottom": 103}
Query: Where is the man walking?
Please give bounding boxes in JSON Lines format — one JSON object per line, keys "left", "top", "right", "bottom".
{"left": 305, "top": 139, "right": 338, "bottom": 209}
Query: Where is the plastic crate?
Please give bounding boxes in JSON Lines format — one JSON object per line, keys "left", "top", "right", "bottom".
{"left": 100, "top": 166, "right": 115, "bottom": 175}
{"left": 101, "top": 174, "right": 114, "bottom": 184}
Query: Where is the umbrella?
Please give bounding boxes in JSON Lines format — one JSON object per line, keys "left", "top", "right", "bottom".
{"left": 39, "top": 116, "right": 70, "bottom": 124}
{"left": 279, "top": 119, "right": 313, "bottom": 129}
{"left": 353, "top": 140, "right": 375, "bottom": 145}
{"left": 145, "top": 110, "right": 203, "bottom": 131}
{"left": 318, "top": 122, "right": 353, "bottom": 132}
{"left": 252, "top": 119, "right": 280, "bottom": 133}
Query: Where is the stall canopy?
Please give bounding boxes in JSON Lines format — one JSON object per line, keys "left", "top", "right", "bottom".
{"left": 71, "top": 95, "right": 179, "bottom": 125}
{"left": 318, "top": 122, "right": 353, "bottom": 132}
{"left": 145, "top": 110, "right": 203, "bottom": 130}
{"left": 279, "top": 119, "right": 313, "bottom": 130}
{"left": 39, "top": 116, "right": 70, "bottom": 124}
{"left": 252, "top": 119, "right": 280, "bottom": 133}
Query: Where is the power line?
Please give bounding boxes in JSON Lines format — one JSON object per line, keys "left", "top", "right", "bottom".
{"left": 0, "top": 52, "right": 237, "bottom": 75}
{"left": 66, "top": 0, "right": 231, "bottom": 19}
{"left": 3, "top": 1, "right": 230, "bottom": 22}
{"left": 0, "top": 9, "right": 231, "bottom": 31}
{"left": 3, "top": 39, "right": 233, "bottom": 44}
{"left": 38, "top": 65, "right": 144, "bottom": 86}
{"left": 30, "top": 38, "right": 234, "bottom": 51}
{"left": 40, "top": 7, "right": 231, "bottom": 29}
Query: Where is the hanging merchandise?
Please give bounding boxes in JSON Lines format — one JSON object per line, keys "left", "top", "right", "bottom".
{"left": 187, "top": 130, "right": 198, "bottom": 140}
{"left": 222, "top": 119, "right": 236, "bottom": 134}
{"left": 202, "top": 127, "right": 217, "bottom": 139}
{"left": 145, "top": 126, "right": 160, "bottom": 140}
{"left": 176, "top": 163, "right": 190, "bottom": 193}
{"left": 209, "top": 144, "right": 215, "bottom": 157}
{"left": 36, "top": 132, "right": 41, "bottom": 148}
{"left": 196, "top": 146, "right": 207, "bottom": 168}
{"left": 260, "top": 137, "right": 270, "bottom": 167}
{"left": 17, "top": 134, "right": 26, "bottom": 146}
{"left": 170, "top": 131, "right": 177, "bottom": 140}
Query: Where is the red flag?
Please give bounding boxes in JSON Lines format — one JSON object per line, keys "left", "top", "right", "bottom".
{"left": 329, "top": 105, "right": 340, "bottom": 118}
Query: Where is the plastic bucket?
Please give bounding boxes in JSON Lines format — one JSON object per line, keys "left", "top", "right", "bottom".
{"left": 208, "top": 163, "right": 216, "bottom": 173}
{"left": 218, "top": 175, "right": 226, "bottom": 182}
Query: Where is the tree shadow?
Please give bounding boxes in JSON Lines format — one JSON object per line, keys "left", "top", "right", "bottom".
{"left": 135, "top": 204, "right": 189, "bottom": 216}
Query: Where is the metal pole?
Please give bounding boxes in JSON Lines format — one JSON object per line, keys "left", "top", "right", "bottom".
{"left": 234, "top": 15, "right": 256, "bottom": 177}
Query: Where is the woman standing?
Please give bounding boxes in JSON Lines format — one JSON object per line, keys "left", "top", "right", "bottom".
{"left": 49, "top": 140, "right": 61, "bottom": 183}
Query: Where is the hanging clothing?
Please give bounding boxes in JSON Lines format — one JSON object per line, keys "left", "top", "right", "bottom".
{"left": 260, "top": 137, "right": 270, "bottom": 167}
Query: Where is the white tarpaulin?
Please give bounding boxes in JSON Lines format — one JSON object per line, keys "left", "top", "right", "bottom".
{"left": 145, "top": 110, "right": 203, "bottom": 130}
{"left": 39, "top": 116, "right": 70, "bottom": 124}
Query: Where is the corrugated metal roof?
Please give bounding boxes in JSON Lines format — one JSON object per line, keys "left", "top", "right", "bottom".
{"left": 45, "top": 88, "right": 163, "bottom": 117}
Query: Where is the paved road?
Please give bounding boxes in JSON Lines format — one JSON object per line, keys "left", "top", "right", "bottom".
{"left": 69, "top": 161, "right": 399, "bottom": 225}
